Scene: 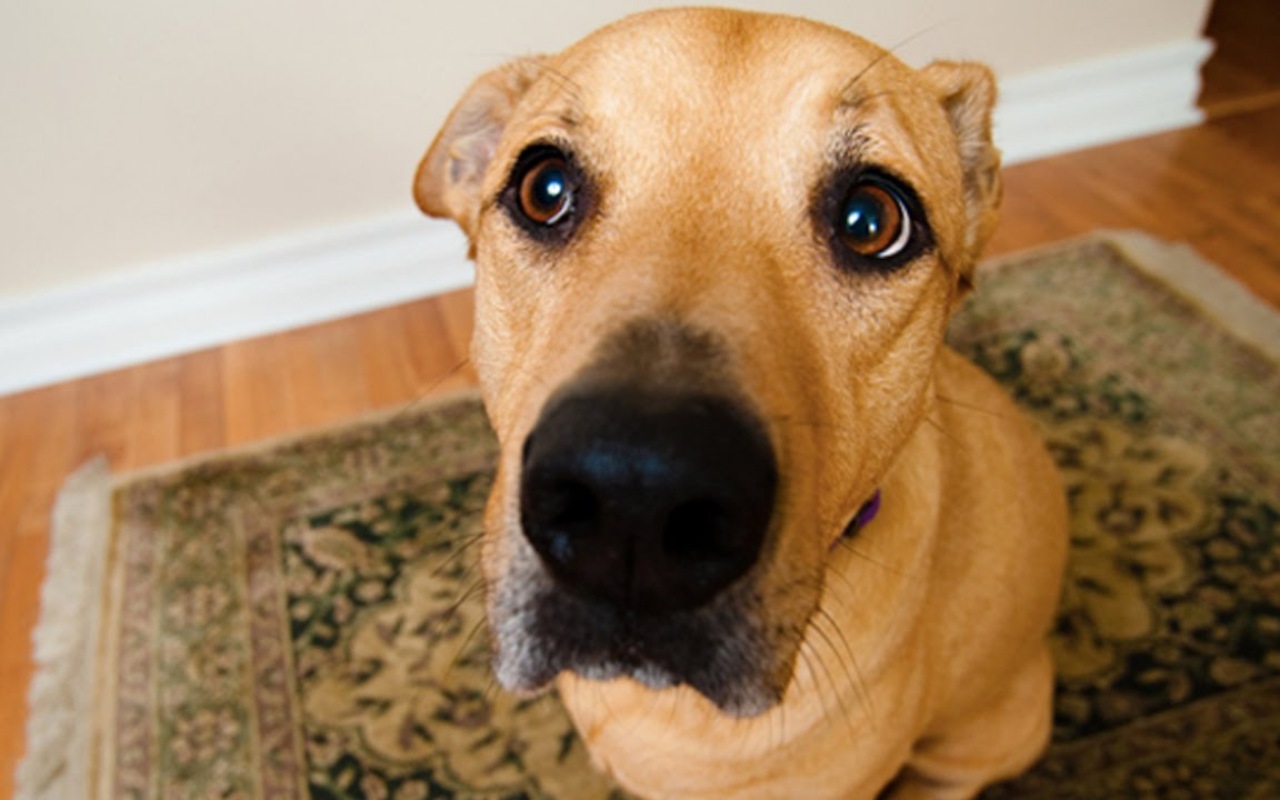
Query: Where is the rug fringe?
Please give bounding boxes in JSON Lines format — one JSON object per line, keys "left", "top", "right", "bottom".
{"left": 16, "top": 457, "right": 113, "bottom": 800}
{"left": 1104, "top": 230, "right": 1280, "bottom": 359}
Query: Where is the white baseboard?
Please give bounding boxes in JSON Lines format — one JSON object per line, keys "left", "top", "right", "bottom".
{"left": 996, "top": 38, "right": 1214, "bottom": 164}
{"left": 0, "top": 36, "right": 1213, "bottom": 396}
{"left": 0, "top": 215, "right": 472, "bottom": 396}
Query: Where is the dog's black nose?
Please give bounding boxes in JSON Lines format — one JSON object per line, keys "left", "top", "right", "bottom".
{"left": 520, "top": 389, "right": 777, "bottom": 614}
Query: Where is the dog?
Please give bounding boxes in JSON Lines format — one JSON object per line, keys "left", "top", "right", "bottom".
{"left": 413, "top": 8, "right": 1067, "bottom": 798}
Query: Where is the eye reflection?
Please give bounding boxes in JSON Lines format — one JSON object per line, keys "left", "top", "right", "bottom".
{"left": 518, "top": 156, "right": 574, "bottom": 226}
{"left": 838, "top": 180, "right": 910, "bottom": 259}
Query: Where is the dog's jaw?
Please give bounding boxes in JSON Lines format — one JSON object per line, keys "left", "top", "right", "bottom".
{"left": 486, "top": 540, "right": 805, "bottom": 717}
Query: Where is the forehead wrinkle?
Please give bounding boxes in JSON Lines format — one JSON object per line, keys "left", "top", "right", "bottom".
{"left": 837, "top": 63, "right": 916, "bottom": 117}
{"left": 527, "top": 60, "right": 588, "bottom": 126}
{"left": 522, "top": 106, "right": 582, "bottom": 139}
{"left": 499, "top": 86, "right": 586, "bottom": 168}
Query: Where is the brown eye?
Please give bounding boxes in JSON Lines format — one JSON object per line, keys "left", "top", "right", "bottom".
{"left": 517, "top": 155, "right": 574, "bottom": 226}
{"left": 838, "top": 179, "right": 911, "bottom": 259}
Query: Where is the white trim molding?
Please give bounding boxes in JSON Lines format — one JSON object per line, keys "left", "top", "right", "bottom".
{"left": 0, "top": 216, "right": 472, "bottom": 396}
{"left": 996, "top": 38, "right": 1215, "bottom": 164}
{"left": 0, "top": 36, "right": 1213, "bottom": 396}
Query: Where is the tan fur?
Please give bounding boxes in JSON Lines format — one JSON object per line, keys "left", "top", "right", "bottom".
{"left": 414, "top": 9, "right": 1067, "bottom": 798}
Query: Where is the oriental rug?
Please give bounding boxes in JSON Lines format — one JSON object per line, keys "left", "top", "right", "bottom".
{"left": 19, "top": 231, "right": 1280, "bottom": 799}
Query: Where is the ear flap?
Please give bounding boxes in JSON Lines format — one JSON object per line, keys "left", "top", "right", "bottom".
{"left": 414, "top": 57, "right": 546, "bottom": 235}
{"left": 918, "top": 61, "right": 1002, "bottom": 290}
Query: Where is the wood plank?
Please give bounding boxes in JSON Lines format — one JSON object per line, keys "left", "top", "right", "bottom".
{"left": 309, "top": 315, "right": 375, "bottom": 428}
{"left": 178, "top": 348, "right": 227, "bottom": 457}
{"left": 73, "top": 369, "right": 133, "bottom": 470}
{"left": 125, "top": 360, "right": 183, "bottom": 468}
{"left": 222, "top": 334, "right": 300, "bottom": 446}
{"left": 435, "top": 289, "right": 479, "bottom": 385}
{"left": 277, "top": 326, "right": 332, "bottom": 432}
{"left": 0, "top": 532, "right": 48, "bottom": 800}
{"left": 0, "top": 383, "right": 78, "bottom": 800}
{"left": 0, "top": 392, "right": 16, "bottom": 581}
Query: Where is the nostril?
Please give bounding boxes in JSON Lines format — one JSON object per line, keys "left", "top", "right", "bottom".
{"left": 546, "top": 479, "right": 599, "bottom": 531}
{"left": 663, "top": 498, "right": 733, "bottom": 560}
{"left": 523, "top": 475, "right": 602, "bottom": 565}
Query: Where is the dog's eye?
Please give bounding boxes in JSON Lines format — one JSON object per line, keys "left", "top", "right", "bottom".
{"left": 516, "top": 152, "right": 575, "bottom": 227}
{"left": 837, "top": 177, "right": 911, "bottom": 259}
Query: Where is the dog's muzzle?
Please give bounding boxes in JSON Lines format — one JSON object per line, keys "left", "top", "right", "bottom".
{"left": 520, "top": 387, "right": 778, "bottom": 614}
{"left": 488, "top": 320, "right": 799, "bottom": 715}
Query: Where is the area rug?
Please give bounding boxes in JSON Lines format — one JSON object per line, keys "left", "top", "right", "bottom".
{"left": 18, "top": 231, "right": 1280, "bottom": 799}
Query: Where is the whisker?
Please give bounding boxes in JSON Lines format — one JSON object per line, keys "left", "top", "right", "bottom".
{"left": 811, "top": 509, "right": 905, "bottom": 578}
{"left": 841, "top": 20, "right": 956, "bottom": 101}
{"left": 815, "top": 607, "right": 877, "bottom": 730}
{"left": 812, "top": 624, "right": 865, "bottom": 732}
{"left": 800, "top": 633, "right": 859, "bottom": 741}
{"left": 830, "top": 533, "right": 904, "bottom": 580}
{"left": 431, "top": 531, "right": 485, "bottom": 577}
{"left": 444, "top": 576, "right": 487, "bottom": 620}
{"left": 442, "top": 615, "right": 491, "bottom": 682}
{"left": 934, "top": 392, "right": 1013, "bottom": 420}
{"left": 921, "top": 414, "right": 963, "bottom": 449}
{"left": 482, "top": 670, "right": 504, "bottom": 705}
{"left": 377, "top": 355, "right": 476, "bottom": 431}
{"left": 795, "top": 646, "right": 834, "bottom": 731}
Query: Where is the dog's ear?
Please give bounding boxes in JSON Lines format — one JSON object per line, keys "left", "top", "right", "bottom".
{"left": 414, "top": 57, "right": 546, "bottom": 235}
{"left": 919, "top": 61, "right": 1002, "bottom": 293}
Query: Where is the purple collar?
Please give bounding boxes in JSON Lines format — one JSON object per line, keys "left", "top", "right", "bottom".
{"left": 842, "top": 490, "right": 882, "bottom": 539}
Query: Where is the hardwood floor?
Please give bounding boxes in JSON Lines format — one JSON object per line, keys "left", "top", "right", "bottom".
{"left": 2, "top": 7, "right": 1278, "bottom": 794}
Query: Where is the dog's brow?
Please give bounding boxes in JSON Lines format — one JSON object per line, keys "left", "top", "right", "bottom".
{"left": 831, "top": 127, "right": 871, "bottom": 159}
{"left": 838, "top": 51, "right": 896, "bottom": 107}
{"left": 838, "top": 87, "right": 902, "bottom": 114}
{"left": 531, "top": 62, "right": 587, "bottom": 126}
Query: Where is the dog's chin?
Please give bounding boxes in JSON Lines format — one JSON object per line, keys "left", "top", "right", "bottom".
{"left": 488, "top": 566, "right": 794, "bottom": 718}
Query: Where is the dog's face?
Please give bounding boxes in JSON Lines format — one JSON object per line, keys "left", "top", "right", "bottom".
{"left": 415, "top": 9, "right": 1000, "bottom": 716}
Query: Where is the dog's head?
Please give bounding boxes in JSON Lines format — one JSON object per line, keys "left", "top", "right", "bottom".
{"left": 414, "top": 8, "right": 1000, "bottom": 716}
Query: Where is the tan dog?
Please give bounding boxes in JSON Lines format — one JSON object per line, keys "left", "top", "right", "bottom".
{"left": 413, "top": 8, "right": 1067, "bottom": 799}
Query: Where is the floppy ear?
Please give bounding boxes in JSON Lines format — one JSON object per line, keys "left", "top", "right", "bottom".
{"left": 918, "top": 61, "right": 1002, "bottom": 290}
{"left": 414, "top": 57, "right": 546, "bottom": 236}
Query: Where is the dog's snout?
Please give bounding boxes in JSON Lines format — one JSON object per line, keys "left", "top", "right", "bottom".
{"left": 520, "top": 389, "right": 777, "bottom": 614}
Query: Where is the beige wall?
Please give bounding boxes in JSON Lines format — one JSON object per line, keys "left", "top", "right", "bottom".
{"left": 0, "top": 0, "right": 1211, "bottom": 299}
